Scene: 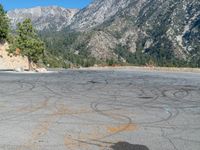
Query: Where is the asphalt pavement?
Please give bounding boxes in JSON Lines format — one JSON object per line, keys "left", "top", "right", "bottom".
{"left": 0, "top": 69, "right": 199, "bottom": 150}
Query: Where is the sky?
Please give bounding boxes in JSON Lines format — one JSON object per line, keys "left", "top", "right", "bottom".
{"left": 0, "top": 0, "right": 92, "bottom": 11}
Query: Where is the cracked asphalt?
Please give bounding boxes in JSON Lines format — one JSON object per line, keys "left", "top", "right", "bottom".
{"left": 0, "top": 69, "right": 200, "bottom": 150}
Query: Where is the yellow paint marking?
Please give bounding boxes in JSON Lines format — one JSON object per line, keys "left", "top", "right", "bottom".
{"left": 107, "top": 124, "right": 137, "bottom": 133}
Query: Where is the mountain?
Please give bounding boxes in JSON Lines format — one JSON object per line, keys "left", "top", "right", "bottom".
{"left": 7, "top": 6, "right": 79, "bottom": 31}
{"left": 67, "top": 0, "right": 148, "bottom": 59}
{"left": 7, "top": 0, "right": 200, "bottom": 67}
{"left": 69, "top": 0, "right": 133, "bottom": 31}
{"left": 65, "top": 0, "right": 199, "bottom": 63}
{"left": 70, "top": 0, "right": 200, "bottom": 64}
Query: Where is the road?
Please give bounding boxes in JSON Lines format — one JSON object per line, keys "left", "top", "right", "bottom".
{"left": 0, "top": 69, "right": 200, "bottom": 150}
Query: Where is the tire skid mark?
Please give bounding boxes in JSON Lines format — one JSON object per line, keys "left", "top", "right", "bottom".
{"left": 63, "top": 99, "right": 137, "bottom": 150}
{"left": 18, "top": 103, "right": 69, "bottom": 150}
{"left": 0, "top": 99, "right": 50, "bottom": 122}
{"left": 161, "top": 128, "right": 179, "bottom": 150}
{"left": 64, "top": 130, "right": 115, "bottom": 150}
{"left": 90, "top": 101, "right": 137, "bottom": 139}
{"left": 1, "top": 71, "right": 200, "bottom": 150}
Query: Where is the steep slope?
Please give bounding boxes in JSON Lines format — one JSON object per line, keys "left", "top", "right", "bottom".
{"left": 67, "top": 0, "right": 200, "bottom": 64}
{"left": 85, "top": 0, "right": 145, "bottom": 59}
{"left": 69, "top": 0, "right": 133, "bottom": 30}
{"left": 7, "top": 6, "right": 79, "bottom": 31}
{"left": 0, "top": 43, "right": 29, "bottom": 70}
{"left": 134, "top": 0, "right": 200, "bottom": 59}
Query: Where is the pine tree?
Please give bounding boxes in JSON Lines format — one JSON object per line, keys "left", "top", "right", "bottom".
{"left": 0, "top": 4, "right": 9, "bottom": 42}
{"left": 9, "top": 19, "right": 45, "bottom": 70}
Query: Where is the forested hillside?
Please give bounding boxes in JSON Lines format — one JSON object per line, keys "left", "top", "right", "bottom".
{"left": 7, "top": 0, "right": 200, "bottom": 68}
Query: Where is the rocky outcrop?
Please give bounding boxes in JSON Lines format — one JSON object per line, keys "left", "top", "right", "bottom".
{"left": 7, "top": 6, "right": 79, "bottom": 31}
{"left": 69, "top": 0, "right": 132, "bottom": 30}
{"left": 88, "top": 31, "right": 118, "bottom": 59}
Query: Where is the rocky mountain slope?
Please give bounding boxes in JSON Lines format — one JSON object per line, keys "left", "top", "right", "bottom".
{"left": 8, "top": 6, "right": 79, "bottom": 31}
{"left": 7, "top": 0, "right": 200, "bottom": 67}
{"left": 70, "top": 0, "right": 200, "bottom": 63}
{"left": 69, "top": 0, "right": 132, "bottom": 31}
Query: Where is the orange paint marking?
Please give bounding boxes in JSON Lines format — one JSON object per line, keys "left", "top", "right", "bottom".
{"left": 18, "top": 104, "right": 69, "bottom": 150}
{"left": 107, "top": 124, "right": 137, "bottom": 133}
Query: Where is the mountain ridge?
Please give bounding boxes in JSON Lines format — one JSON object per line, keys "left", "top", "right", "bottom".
{"left": 6, "top": 0, "right": 200, "bottom": 67}
{"left": 7, "top": 6, "right": 79, "bottom": 31}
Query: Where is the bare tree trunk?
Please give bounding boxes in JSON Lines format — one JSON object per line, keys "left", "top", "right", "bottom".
{"left": 28, "top": 57, "right": 33, "bottom": 71}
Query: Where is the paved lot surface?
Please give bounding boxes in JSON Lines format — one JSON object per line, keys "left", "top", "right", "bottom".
{"left": 0, "top": 70, "right": 200, "bottom": 150}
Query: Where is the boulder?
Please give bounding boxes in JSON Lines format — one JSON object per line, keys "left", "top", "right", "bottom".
{"left": 35, "top": 68, "right": 47, "bottom": 73}
{"left": 14, "top": 67, "right": 24, "bottom": 72}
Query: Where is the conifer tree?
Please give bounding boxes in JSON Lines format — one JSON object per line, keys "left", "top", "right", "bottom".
{"left": 9, "top": 19, "right": 45, "bottom": 70}
{"left": 0, "top": 4, "right": 9, "bottom": 42}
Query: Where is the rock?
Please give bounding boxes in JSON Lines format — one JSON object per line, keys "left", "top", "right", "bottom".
{"left": 35, "top": 68, "right": 47, "bottom": 72}
{"left": 8, "top": 6, "right": 79, "bottom": 31}
{"left": 14, "top": 67, "right": 24, "bottom": 72}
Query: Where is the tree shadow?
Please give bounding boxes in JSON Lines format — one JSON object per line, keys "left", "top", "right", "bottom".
{"left": 0, "top": 39, "right": 6, "bottom": 45}
{"left": 110, "top": 141, "right": 149, "bottom": 150}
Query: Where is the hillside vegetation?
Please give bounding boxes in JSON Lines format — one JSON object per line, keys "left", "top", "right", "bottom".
{"left": 0, "top": 4, "right": 45, "bottom": 70}
{"left": 6, "top": 0, "right": 200, "bottom": 68}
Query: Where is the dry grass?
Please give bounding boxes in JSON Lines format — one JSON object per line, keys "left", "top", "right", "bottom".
{"left": 82, "top": 66, "right": 200, "bottom": 73}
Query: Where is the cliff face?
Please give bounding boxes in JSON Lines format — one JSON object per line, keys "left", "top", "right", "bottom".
{"left": 7, "top": 6, "right": 79, "bottom": 31}
{"left": 0, "top": 43, "right": 29, "bottom": 70}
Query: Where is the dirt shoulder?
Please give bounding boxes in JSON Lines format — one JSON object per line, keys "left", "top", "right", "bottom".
{"left": 0, "top": 43, "right": 29, "bottom": 70}
{"left": 80, "top": 66, "right": 200, "bottom": 73}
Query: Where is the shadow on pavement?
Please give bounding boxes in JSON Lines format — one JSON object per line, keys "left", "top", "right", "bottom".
{"left": 110, "top": 142, "right": 149, "bottom": 150}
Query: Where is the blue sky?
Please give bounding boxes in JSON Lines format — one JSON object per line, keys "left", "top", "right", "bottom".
{"left": 0, "top": 0, "right": 92, "bottom": 11}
